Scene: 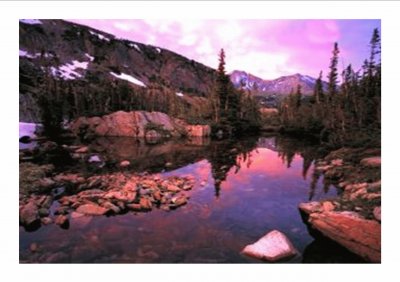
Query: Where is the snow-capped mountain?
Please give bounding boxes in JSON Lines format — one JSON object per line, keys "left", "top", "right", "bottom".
{"left": 230, "top": 70, "right": 327, "bottom": 96}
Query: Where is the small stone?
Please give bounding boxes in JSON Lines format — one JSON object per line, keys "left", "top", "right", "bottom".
{"left": 119, "top": 160, "right": 130, "bottom": 167}
{"left": 373, "top": 206, "right": 381, "bottom": 222}
{"left": 75, "top": 146, "right": 89, "bottom": 154}
{"left": 30, "top": 243, "right": 38, "bottom": 252}
{"left": 331, "top": 159, "right": 343, "bottom": 166}
{"left": 360, "top": 157, "right": 381, "bottom": 167}
{"left": 102, "top": 201, "right": 121, "bottom": 214}
{"left": 55, "top": 206, "right": 69, "bottom": 215}
{"left": 322, "top": 201, "right": 335, "bottom": 212}
{"left": 76, "top": 203, "right": 109, "bottom": 216}
{"left": 41, "top": 217, "right": 53, "bottom": 225}
{"left": 242, "top": 230, "right": 298, "bottom": 262}
{"left": 298, "top": 201, "right": 322, "bottom": 215}
{"left": 20, "top": 201, "right": 39, "bottom": 226}
{"left": 139, "top": 198, "right": 152, "bottom": 210}
{"left": 200, "top": 181, "right": 206, "bottom": 187}
{"left": 165, "top": 162, "right": 173, "bottom": 168}
{"left": 166, "top": 184, "right": 180, "bottom": 193}
{"left": 55, "top": 215, "right": 69, "bottom": 227}
{"left": 127, "top": 203, "right": 142, "bottom": 211}
{"left": 70, "top": 211, "right": 84, "bottom": 219}
{"left": 38, "top": 208, "right": 50, "bottom": 217}
{"left": 170, "top": 196, "right": 187, "bottom": 208}
{"left": 88, "top": 155, "right": 102, "bottom": 163}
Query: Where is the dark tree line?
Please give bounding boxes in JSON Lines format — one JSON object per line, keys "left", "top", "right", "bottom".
{"left": 211, "top": 49, "right": 261, "bottom": 137}
{"left": 279, "top": 28, "right": 381, "bottom": 147}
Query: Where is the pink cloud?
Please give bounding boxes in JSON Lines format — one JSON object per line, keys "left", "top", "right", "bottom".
{"left": 69, "top": 19, "right": 379, "bottom": 79}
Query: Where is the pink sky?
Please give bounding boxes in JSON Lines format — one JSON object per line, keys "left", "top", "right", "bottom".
{"left": 70, "top": 19, "right": 380, "bottom": 79}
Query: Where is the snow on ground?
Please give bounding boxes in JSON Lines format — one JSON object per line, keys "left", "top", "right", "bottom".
{"left": 156, "top": 48, "right": 161, "bottom": 53}
{"left": 89, "top": 30, "right": 110, "bottom": 42}
{"left": 51, "top": 60, "right": 89, "bottom": 80}
{"left": 19, "top": 50, "right": 34, "bottom": 58}
{"left": 133, "top": 44, "right": 141, "bottom": 52}
{"left": 19, "top": 19, "right": 42, "bottom": 25}
{"left": 85, "top": 53, "right": 94, "bottom": 62}
{"left": 110, "top": 72, "right": 146, "bottom": 87}
{"left": 20, "top": 49, "right": 54, "bottom": 59}
{"left": 19, "top": 122, "right": 39, "bottom": 139}
{"left": 176, "top": 92, "right": 184, "bottom": 97}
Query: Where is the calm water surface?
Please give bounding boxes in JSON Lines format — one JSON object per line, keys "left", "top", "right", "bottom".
{"left": 20, "top": 135, "right": 362, "bottom": 263}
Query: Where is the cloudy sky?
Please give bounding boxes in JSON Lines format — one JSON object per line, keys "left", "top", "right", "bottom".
{"left": 70, "top": 19, "right": 380, "bottom": 80}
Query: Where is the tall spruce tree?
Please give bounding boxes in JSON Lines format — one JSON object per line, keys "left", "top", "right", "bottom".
{"left": 327, "top": 42, "right": 340, "bottom": 99}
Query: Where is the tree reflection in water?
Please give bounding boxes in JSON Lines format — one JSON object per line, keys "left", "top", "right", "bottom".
{"left": 206, "top": 137, "right": 258, "bottom": 198}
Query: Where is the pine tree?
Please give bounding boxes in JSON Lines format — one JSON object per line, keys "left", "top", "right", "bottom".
{"left": 313, "top": 71, "right": 324, "bottom": 104}
{"left": 327, "top": 42, "right": 340, "bottom": 99}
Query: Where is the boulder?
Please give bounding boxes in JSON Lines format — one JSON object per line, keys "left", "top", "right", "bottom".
{"left": 71, "top": 111, "right": 180, "bottom": 137}
{"left": 360, "top": 157, "right": 381, "bottom": 167}
{"left": 55, "top": 215, "right": 69, "bottom": 227}
{"left": 308, "top": 211, "right": 381, "bottom": 262}
{"left": 242, "top": 230, "right": 298, "bottom": 262}
{"left": 185, "top": 125, "right": 211, "bottom": 137}
{"left": 76, "top": 203, "right": 109, "bottom": 216}
{"left": 145, "top": 130, "right": 162, "bottom": 143}
{"left": 299, "top": 201, "right": 322, "bottom": 215}
{"left": 20, "top": 201, "right": 39, "bottom": 226}
{"left": 373, "top": 207, "right": 381, "bottom": 222}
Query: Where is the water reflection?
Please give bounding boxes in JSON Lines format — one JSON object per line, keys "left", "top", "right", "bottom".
{"left": 20, "top": 135, "right": 347, "bottom": 263}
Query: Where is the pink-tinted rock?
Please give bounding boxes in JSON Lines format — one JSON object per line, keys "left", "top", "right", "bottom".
{"left": 309, "top": 211, "right": 381, "bottom": 262}
{"left": 185, "top": 125, "right": 211, "bottom": 137}
{"left": 360, "top": 157, "right": 381, "bottom": 167}
{"left": 20, "top": 201, "right": 39, "bottom": 226}
{"left": 242, "top": 230, "right": 298, "bottom": 262}
{"left": 76, "top": 203, "right": 109, "bottom": 215}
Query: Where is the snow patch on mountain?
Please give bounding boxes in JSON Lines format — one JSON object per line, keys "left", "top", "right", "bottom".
{"left": 89, "top": 30, "right": 110, "bottom": 42}
{"left": 156, "top": 48, "right": 161, "bottom": 53}
{"left": 20, "top": 19, "right": 42, "bottom": 25}
{"left": 110, "top": 72, "right": 146, "bottom": 87}
{"left": 20, "top": 49, "right": 54, "bottom": 59}
{"left": 133, "top": 44, "right": 141, "bottom": 52}
{"left": 85, "top": 53, "right": 94, "bottom": 62}
{"left": 51, "top": 60, "right": 89, "bottom": 80}
{"left": 176, "top": 92, "right": 184, "bottom": 97}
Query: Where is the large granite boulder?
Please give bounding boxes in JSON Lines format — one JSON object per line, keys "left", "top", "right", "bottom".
{"left": 70, "top": 110, "right": 210, "bottom": 138}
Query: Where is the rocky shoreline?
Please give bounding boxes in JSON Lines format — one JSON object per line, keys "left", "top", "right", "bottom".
{"left": 20, "top": 159, "right": 195, "bottom": 231}
{"left": 299, "top": 147, "right": 381, "bottom": 262}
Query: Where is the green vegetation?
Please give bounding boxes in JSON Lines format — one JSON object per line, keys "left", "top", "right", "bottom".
{"left": 279, "top": 28, "right": 381, "bottom": 148}
{"left": 19, "top": 162, "right": 54, "bottom": 195}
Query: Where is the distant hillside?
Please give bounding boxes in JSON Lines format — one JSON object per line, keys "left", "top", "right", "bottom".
{"left": 230, "top": 70, "right": 328, "bottom": 107}
{"left": 19, "top": 19, "right": 217, "bottom": 122}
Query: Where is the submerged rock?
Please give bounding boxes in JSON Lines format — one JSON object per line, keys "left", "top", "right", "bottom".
{"left": 242, "top": 230, "right": 298, "bottom": 262}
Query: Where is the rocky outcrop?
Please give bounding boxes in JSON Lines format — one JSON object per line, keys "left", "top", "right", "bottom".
{"left": 299, "top": 147, "right": 381, "bottom": 262}
{"left": 185, "top": 125, "right": 210, "bottom": 137}
{"left": 309, "top": 212, "right": 381, "bottom": 262}
{"left": 242, "top": 230, "right": 298, "bottom": 262}
{"left": 70, "top": 110, "right": 210, "bottom": 138}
